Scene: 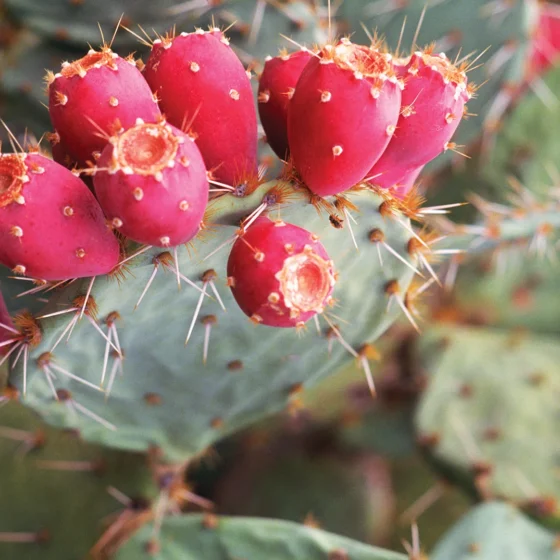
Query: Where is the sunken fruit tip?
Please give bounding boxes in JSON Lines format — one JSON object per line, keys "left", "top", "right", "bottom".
{"left": 92, "top": 118, "right": 209, "bottom": 247}
{"left": 227, "top": 217, "right": 336, "bottom": 328}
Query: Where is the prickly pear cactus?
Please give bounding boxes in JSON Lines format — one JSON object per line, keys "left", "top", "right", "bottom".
{"left": 114, "top": 514, "right": 407, "bottom": 560}
{"left": 415, "top": 326, "right": 560, "bottom": 529}
{"left": 215, "top": 428, "right": 396, "bottom": 545}
{"left": 432, "top": 502, "right": 560, "bottom": 560}
{"left": 8, "top": 183, "right": 415, "bottom": 461}
{"left": 453, "top": 252, "right": 560, "bottom": 335}
{"left": 0, "top": 401, "right": 156, "bottom": 560}
{"left": 483, "top": 64, "right": 560, "bottom": 199}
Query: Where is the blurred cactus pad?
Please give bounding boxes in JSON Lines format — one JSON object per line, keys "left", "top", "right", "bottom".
{"left": 1, "top": 0, "right": 560, "bottom": 559}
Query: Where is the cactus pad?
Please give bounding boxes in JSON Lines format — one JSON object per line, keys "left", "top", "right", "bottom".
{"left": 416, "top": 326, "right": 560, "bottom": 529}
{"left": 9, "top": 184, "right": 416, "bottom": 461}
{"left": 432, "top": 502, "right": 560, "bottom": 560}
{"left": 114, "top": 513, "right": 407, "bottom": 560}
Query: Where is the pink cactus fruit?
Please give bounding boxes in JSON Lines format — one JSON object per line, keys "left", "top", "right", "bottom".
{"left": 0, "top": 152, "right": 120, "bottom": 280}
{"left": 530, "top": 4, "right": 560, "bottom": 76}
{"left": 287, "top": 38, "right": 402, "bottom": 197}
{"left": 48, "top": 131, "right": 75, "bottom": 169}
{"left": 368, "top": 48, "right": 471, "bottom": 190}
{"left": 47, "top": 47, "right": 162, "bottom": 166}
{"left": 258, "top": 49, "right": 313, "bottom": 160}
{"left": 227, "top": 217, "right": 336, "bottom": 328}
{"left": 93, "top": 119, "right": 209, "bottom": 247}
{"left": 390, "top": 165, "right": 424, "bottom": 200}
{"left": 143, "top": 29, "right": 258, "bottom": 188}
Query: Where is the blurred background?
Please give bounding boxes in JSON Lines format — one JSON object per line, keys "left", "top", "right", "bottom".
{"left": 1, "top": 0, "right": 559, "bottom": 558}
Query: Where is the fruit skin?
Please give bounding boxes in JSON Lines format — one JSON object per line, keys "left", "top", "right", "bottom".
{"left": 287, "top": 40, "right": 402, "bottom": 197}
{"left": 48, "top": 47, "right": 162, "bottom": 166}
{"left": 258, "top": 50, "right": 313, "bottom": 160}
{"left": 529, "top": 3, "right": 560, "bottom": 76}
{"left": 227, "top": 217, "right": 336, "bottom": 328}
{"left": 0, "top": 152, "right": 120, "bottom": 280}
{"left": 390, "top": 165, "right": 424, "bottom": 200}
{"left": 368, "top": 50, "right": 470, "bottom": 190}
{"left": 143, "top": 29, "right": 258, "bottom": 188}
{"left": 93, "top": 121, "right": 209, "bottom": 247}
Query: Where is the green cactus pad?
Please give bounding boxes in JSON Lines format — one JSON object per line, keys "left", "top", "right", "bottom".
{"left": 215, "top": 429, "right": 395, "bottom": 545}
{"left": 8, "top": 185, "right": 416, "bottom": 462}
{"left": 340, "top": 0, "right": 538, "bottom": 169}
{"left": 0, "top": 401, "right": 156, "bottom": 560}
{"left": 453, "top": 252, "right": 560, "bottom": 336}
{"left": 415, "top": 325, "right": 560, "bottom": 529}
{"left": 114, "top": 514, "right": 407, "bottom": 560}
{"left": 483, "top": 65, "right": 560, "bottom": 199}
{"left": 432, "top": 502, "right": 560, "bottom": 560}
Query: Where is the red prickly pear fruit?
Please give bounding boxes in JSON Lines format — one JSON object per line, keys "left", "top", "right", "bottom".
{"left": 391, "top": 165, "right": 424, "bottom": 200}
{"left": 227, "top": 217, "right": 336, "bottom": 328}
{"left": 258, "top": 49, "right": 313, "bottom": 160}
{"left": 143, "top": 29, "right": 258, "bottom": 188}
{"left": 48, "top": 132, "right": 75, "bottom": 169}
{"left": 0, "top": 152, "right": 120, "bottom": 280}
{"left": 47, "top": 47, "right": 162, "bottom": 166}
{"left": 530, "top": 4, "right": 560, "bottom": 76}
{"left": 47, "top": 132, "right": 96, "bottom": 193}
{"left": 93, "top": 119, "right": 209, "bottom": 247}
{"left": 287, "top": 39, "right": 402, "bottom": 197}
{"left": 368, "top": 49, "right": 471, "bottom": 190}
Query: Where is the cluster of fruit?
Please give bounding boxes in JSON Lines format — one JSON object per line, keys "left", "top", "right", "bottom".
{"left": 0, "top": 26, "right": 470, "bottom": 328}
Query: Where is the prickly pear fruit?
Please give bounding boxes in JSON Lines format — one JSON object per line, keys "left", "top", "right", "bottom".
{"left": 368, "top": 49, "right": 470, "bottom": 190}
{"left": 287, "top": 39, "right": 402, "bottom": 197}
{"left": 92, "top": 119, "right": 209, "bottom": 247}
{"left": 48, "top": 132, "right": 75, "bottom": 169}
{"left": 530, "top": 4, "right": 560, "bottom": 76}
{"left": 0, "top": 152, "right": 120, "bottom": 280}
{"left": 258, "top": 49, "right": 313, "bottom": 160}
{"left": 47, "top": 47, "right": 161, "bottom": 166}
{"left": 143, "top": 29, "right": 258, "bottom": 188}
{"left": 227, "top": 217, "right": 336, "bottom": 328}
{"left": 391, "top": 165, "right": 424, "bottom": 200}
